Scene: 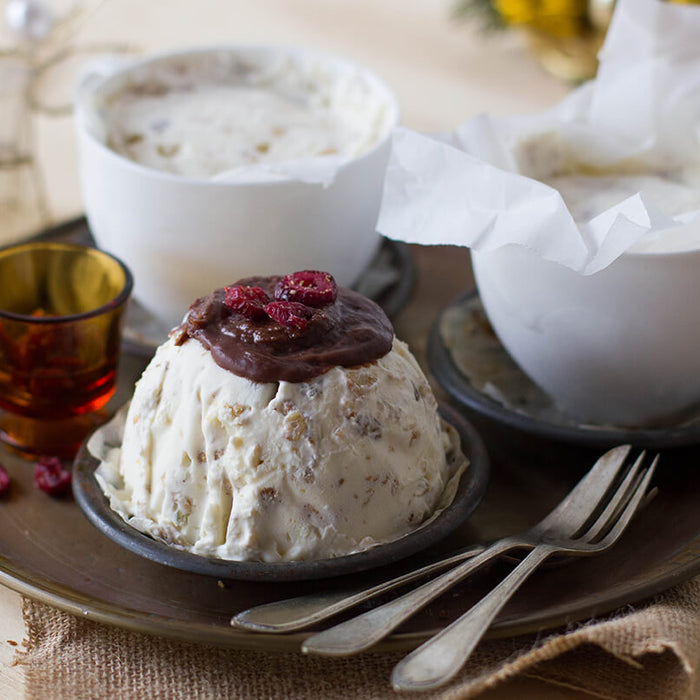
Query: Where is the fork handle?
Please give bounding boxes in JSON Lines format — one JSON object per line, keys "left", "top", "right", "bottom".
{"left": 391, "top": 544, "right": 553, "bottom": 691}
{"left": 302, "top": 538, "right": 519, "bottom": 656}
{"left": 232, "top": 544, "right": 485, "bottom": 633}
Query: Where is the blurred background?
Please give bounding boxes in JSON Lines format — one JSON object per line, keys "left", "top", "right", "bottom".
{"left": 1, "top": 0, "right": 697, "bottom": 242}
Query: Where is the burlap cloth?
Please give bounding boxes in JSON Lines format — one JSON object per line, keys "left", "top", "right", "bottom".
{"left": 13, "top": 573, "right": 700, "bottom": 700}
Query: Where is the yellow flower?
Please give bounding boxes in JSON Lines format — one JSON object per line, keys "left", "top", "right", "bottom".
{"left": 494, "top": 0, "right": 588, "bottom": 36}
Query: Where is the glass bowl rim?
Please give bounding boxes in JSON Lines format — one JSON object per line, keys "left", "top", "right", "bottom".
{"left": 0, "top": 241, "right": 134, "bottom": 324}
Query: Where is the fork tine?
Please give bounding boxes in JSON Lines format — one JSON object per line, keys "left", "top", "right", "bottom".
{"left": 595, "top": 455, "right": 659, "bottom": 548}
{"left": 539, "top": 444, "right": 631, "bottom": 532}
{"left": 582, "top": 450, "right": 647, "bottom": 542}
{"left": 388, "top": 452, "right": 659, "bottom": 692}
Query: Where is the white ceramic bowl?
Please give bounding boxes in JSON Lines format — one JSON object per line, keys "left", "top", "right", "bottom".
{"left": 472, "top": 243, "right": 700, "bottom": 427}
{"left": 75, "top": 46, "right": 399, "bottom": 328}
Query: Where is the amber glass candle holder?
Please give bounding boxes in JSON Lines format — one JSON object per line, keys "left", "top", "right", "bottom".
{"left": 0, "top": 242, "right": 133, "bottom": 458}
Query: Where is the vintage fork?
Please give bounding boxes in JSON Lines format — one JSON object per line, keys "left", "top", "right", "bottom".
{"left": 232, "top": 446, "right": 650, "bottom": 636}
{"left": 300, "top": 445, "right": 657, "bottom": 677}
{"left": 231, "top": 543, "right": 486, "bottom": 634}
{"left": 389, "top": 449, "right": 658, "bottom": 691}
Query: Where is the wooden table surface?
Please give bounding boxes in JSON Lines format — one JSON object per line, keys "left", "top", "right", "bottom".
{"left": 0, "top": 1, "right": 598, "bottom": 697}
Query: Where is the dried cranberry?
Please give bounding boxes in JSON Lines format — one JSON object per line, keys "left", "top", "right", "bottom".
{"left": 0, "top": 464, "right": 10, "bottom": 497}
{"left": 224, "top": 285, "right": 270, "bottom": 320}
{"left": 264, "top": 301, "right": 312, "bottom": 330}
{"left": 274, "top": 270, "right": 337, "bottom": 307}
{"left": 34, "top": 456, "right": 71, "bottom": 496}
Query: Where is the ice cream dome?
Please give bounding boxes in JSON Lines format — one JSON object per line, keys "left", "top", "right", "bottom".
{"left": 96, "top": 271, "right": 465, "bottom": 562}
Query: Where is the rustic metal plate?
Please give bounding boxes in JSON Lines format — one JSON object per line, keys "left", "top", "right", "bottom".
{"left": 429, "top": 292, "right": 700, "bottom": 449}
{"left": 1, "top": 246, "right": 699, "bottom": 653}
{"left": 1, "top": 347, "right": 699, "bottom": 651}
{"left": 72, "top": 402, "right": 489, "bottom": 582}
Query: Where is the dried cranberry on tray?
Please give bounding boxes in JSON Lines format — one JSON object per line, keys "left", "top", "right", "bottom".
{"left": 34, "top": 457, "right": 72, "bottom": 496}
{"left": 0, "top": 463, "right": 10, "bottom": 497}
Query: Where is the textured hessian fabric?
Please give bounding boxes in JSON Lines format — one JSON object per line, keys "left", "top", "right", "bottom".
{"left": 15, "top": 576, "right": 700, "bottom": 700}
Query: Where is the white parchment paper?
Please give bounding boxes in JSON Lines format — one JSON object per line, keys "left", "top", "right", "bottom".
{"left": 378, "top": 0, "right": 700, "bottom": 274}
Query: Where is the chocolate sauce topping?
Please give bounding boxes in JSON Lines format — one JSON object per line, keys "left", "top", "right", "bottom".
{"left": 173, "top": 275, "right": 394, "bottom": 383}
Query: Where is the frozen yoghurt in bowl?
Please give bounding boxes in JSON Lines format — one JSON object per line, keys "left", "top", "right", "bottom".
{"left": 81, "top": 271, "right": 477, "bottom": 570}
{"left": 470, "top": 165, "right": 700, "bottom": 428}
{"left": 376, "top": 0, "right": 700, "bottom": 429}
{"left": 75, "top": 46, "right": 400, "bottom": 328}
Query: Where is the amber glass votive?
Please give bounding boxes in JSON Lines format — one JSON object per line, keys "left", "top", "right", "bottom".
{"left": 0, "top": 242, "right": 133, "bottom": 458}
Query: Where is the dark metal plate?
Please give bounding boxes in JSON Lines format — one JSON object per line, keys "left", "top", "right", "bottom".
{"left": 429, "top": 292, "right": 700, "bottom": 449}
{"left": 72, "top": 403, "right": 489, "bottom": 582}
{"left": 1, "top": 245, "right": 699, "bottom": 653}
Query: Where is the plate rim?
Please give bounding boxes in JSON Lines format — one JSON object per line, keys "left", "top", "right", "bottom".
{"left": 4, "top": 484, "right": 700, "bottom": 652}
{"left": 3, "top": 507, "right": 700, "bottom": 651}
{"left": 72, "top": 402, "right": 490, "bottom": 582}
{"left": 428, "top": 291, "right": 700, "bottom": 449}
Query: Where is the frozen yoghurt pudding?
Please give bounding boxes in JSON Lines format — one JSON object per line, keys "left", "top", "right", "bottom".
{"left": 542, "top": 171, "right": 700, "bottom": 253}
{"left": 93, "top": 50, "right": 395, "bottom": 180}
{"left": 96, "top": 272, "right": 465, "bottom": 562}
{"left": 513, "top": 133, "right": 700, "bottom": 254}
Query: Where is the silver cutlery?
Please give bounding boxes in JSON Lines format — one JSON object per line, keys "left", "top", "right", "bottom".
{"left": 389, "top": 448, "right": 658, "bottom": 691}
{"left": 300, "top": 444, "right": 656, "bottom": 683}
{"left": 231, "top": 543, "right": 485, "bottom": 634}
